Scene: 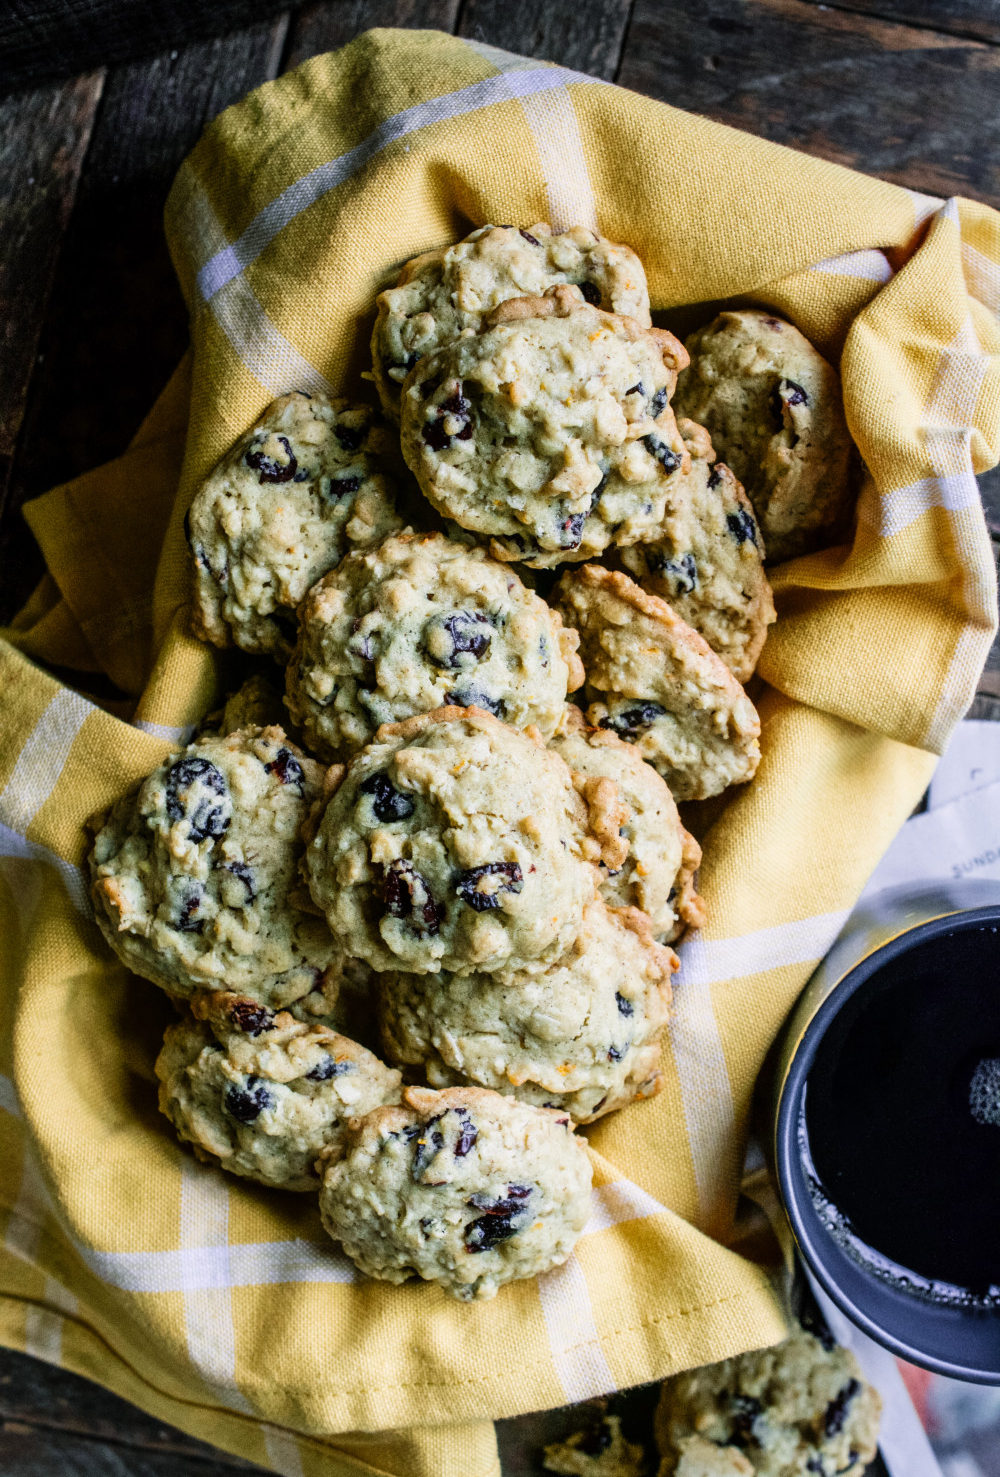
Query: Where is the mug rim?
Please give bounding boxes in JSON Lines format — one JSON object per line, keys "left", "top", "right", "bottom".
{"left": 775, "top": 900, "right": 1000, "bottom": 1384}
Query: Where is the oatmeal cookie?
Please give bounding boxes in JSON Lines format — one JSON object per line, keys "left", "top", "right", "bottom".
{"left": 318, "top": 1085, "right": 592, "bottom": 1300}
{"left": 285, "top": 530, "right": 583, "bottom": 760}
{"left": 553, "top": 566, "right": 761, "bottom": 801}
{"left": 399, "top": 286, "right": 688, "bottom": 567}
{"left": 673, "top": 311, "right": 852, "bottom": 563}
{"left": 666, "top": 1437, "right": 753, "bottom": 1477}
{"left": 186, "top": 392, "right": 403, "bottom": 658}
{"left": 156, "top": 991, "right": 400, "bottom": 1191}
{"left": 195, "top": 673, "right": 288, "bottom": 738}
{"left": 372, "top": 222, "right": 650, "bottom": 422}
{"left": 544, "top": 1414, "right": 647, "bottom": 1476}
{"left": 551, "top": 704, "right": 705, "bottom": 943}
{"left": 89, "top": 727, "right": 340, "bottom": 1008}
{"left": 655, "top": 1327, "right": 881, "bottom": 1477}
{"left": 378, "top": 899, "right": 676, "bottom": 1123}
{"left": 620, "top": 418, "right": 775, "bottom": 682}
{"left": 304, "top": 707, "right": 604, "bottom": 975}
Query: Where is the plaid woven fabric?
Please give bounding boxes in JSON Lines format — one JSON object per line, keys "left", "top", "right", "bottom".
{"left": 2, "top": 28, "right": 999, "bottom": 1477}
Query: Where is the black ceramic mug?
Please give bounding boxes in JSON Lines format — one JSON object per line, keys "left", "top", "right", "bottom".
{"left": 773, "top": 879, "right": 1000, "bottom": 1383}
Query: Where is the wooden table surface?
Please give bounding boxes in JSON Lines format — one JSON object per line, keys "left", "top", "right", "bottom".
{"left": 2, "top": 0, "right": 1000, "bottom": 1471}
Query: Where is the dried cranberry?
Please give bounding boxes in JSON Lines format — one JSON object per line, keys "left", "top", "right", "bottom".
{"left": 615, "top": 992, "right": 634, "bottom": 1017}
{"left": 454, "top": 861, "right": 524, "bottom": 912}
{"left": 441, "top": 385, "right": 471, "bottom": 418}
{"left": 823, "top": 1379, "right": 860, "bottom": 1438}
{"left": 245, "top": 434, "right": 297, "bottom": 484}
{"left": 222, "top": 861, "right": 256, "bottom": 902}
{"left": 453, "top": 1109, "right": 478, "bottom": 1157}
{"left": 649, "top": 387, "right": 668, "bottom": 417}
{"left": 643, "top": 434, "right": 681, "bottom": 474}
{"left": 383, "top": 859, "right": 443, "bottom": 933}
{"left": 726, "top": 509, "right": 759, "bottom": 546}
{"left": 424, "top": 611, "right": 493, "bottom": 668}
{"left": 165, "top": 758, "right": 231, "bottom": 843}
{"left": 306, "top": 1054, "right": 355, "bottom": 1082}
{"left": 652, "top": 550, "right": 698, "bottom": 595}
{"left": 422, "top": 418, "right": 452, "bottom": 452}
{"left": 599, "top": 702, "right": 665, "bottom": 741}
{"left": 335, "top": 424, "right": 364, "bottom": 451}
{"left": 519, "top": 229, "right": 540, "bottom": 246}
{"left": 264, "top": 747, "right": 305, "bottom": 792}
{"left": 411, "top": 1115, "right": 445, "bottom": 1179}
{"left": 326, "top": 474, "right": 362, "bottom": 498}
{"left": 229, "top": 1000, "right": 275, "bottom": 1036}
{"left": 558, "top": 510, "right": 586, "bottom": 548}
{"left": 465, "top": 1185, "right": 532, "bottom": 1252}
{"left": 729, "top": 1393, "right": 763, "bottom": 1446}
{"left": 578, "top": 280, "right": 601, "bottom": 306}
{"left": 445, "top": 687, "right": 504, "bottom": 717}
{"left": 779, "top": 377, "right": 808, "bottom": 408}
{"left": 360, "top": 771, "right": 415, "bottom": 823}
{"left": 176, "top": 886, "right": 205, "bottom": 933}
{"left": 224, "top": 1076, "right": 273, "bottom": 1123}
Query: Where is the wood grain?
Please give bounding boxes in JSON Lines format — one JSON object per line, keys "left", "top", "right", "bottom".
{"left": 456, "top": 0, "right": 633, "bottom": 78}
{"left": 0, "top": 1346, "right": 264, "bottom": 1473}
{"left": 618, "top": 0, "right": 1000, "bottom": 208}
{"left": 284, "top": 0, "right": 460, "bottom": 73}
{"left": 3, "top": 0, "right": 290, "bottom": 93}
{"left": 0, "top": 18, "right": 289, "bottom": 623}
{"left": 800, "top": 0, "right": 1000, "bottom": 46}
{"left": 0, "top": 73, "right": 103, "bottom": 507}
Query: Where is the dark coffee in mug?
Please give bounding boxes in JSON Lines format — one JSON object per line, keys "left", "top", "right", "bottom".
{"left": 802, "top": 921, "right": 1000, "bottom": 1307}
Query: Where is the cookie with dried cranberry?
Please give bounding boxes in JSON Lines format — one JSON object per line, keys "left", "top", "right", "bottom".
{"left": 553, "top": 566, "right": 761, "bottom": 801}
{"left": 285, "top": 530, "right": 583, "bottom": 760}
{"left": 543, "top": 1414, "right": 646, "bottom": 1476}
{"left": 664, "top": 1437, "right": 753, "bottom": 1477}
{"left": 372, "top": 222, "right": 651, "bottom": 423}
{"left": 551, "top": 704, "right": 704, "bottom": 943}
{"left": 318, "top": 1085, "right": 592, "bottom": 1300}
{"left": 619, "top": 418, "right": 776, "bottom": 683}
{"left": 399, "top": 285, "right": 689, "bottom": 568}
{"left": 186, "top": 392, "right": 403, "bottom": 658}
{"left": 378, "top": 899, "right": 676, "bottom": 1123}
{"left": 655, "top": 1327, "right": 881, "bottom": 1477}
{"left": 673, "top": 311, "right": 853, "bottom": 563}
{"left": 89, "top": 727, "right": 340, "bottom": 1009}
{"left": 304, "top": 706, "right": 607, "bottom": 976}
{"left": 195, "top": 673, "right": 288, "bottom": 739}
{"left": 155, "top": 991, "right": 401, "bottom": 1191}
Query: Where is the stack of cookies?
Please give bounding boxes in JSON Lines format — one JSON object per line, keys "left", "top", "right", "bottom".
{"left": 88, "top": 223, "right": 854, "bottom": 1301}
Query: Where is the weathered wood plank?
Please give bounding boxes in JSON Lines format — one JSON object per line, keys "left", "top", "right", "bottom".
{"left": 0, "top": 18, "right": 288, "bottom": 625}
{"left": 980, "top": 466, "right": 1000, "bottom": 539}
{"left": 800, "top": 0, "right": 1000, "bottom": 47}
{"left": 0, "top": 1347, "right": 263, "bottom": 1471}
{"left": 284, "top": 0, "right": 460, "bottom": 73}
{"left": 3, "top": 0, "right": 289, "bottom": 94}
{"left": 0, "top": 74, "right": 103, "bottom": 511}
{"left": 456, "top": 0, "right": 633, "bottom": 78}
{"left": 618, "top": 0, "right": 1000, "bottom": 208}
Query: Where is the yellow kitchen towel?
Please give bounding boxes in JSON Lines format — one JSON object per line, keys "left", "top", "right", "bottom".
{"left": 2, "top": 26, "right": 999, "bottom": 1477}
